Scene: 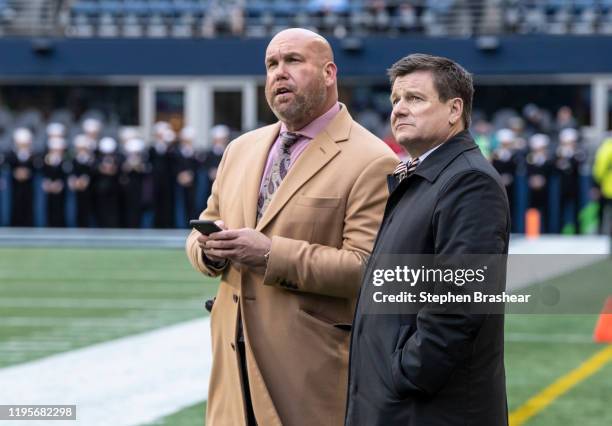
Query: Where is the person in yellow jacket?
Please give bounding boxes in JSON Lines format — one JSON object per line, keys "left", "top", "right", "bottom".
{"left": 593, "top": 137, "right": 612, "bottom": 234}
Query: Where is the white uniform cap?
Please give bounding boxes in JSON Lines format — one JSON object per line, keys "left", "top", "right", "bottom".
{"left": 529, "top": 133, "right": 550, "bottom": 150}
{"left": 83, "top": 118, "right": 102, "bottom": 134}
{"left": 13, "top": 127, "right": 33, "bottom": 144}
{"left": 153, "top": 121, "right": 170, "bottom": 134}
{"left": 125, "top": 138, "right": 145, "bottom": 154}
{"left": 47, "top": 136, "right": 67, "bottom": 150}
{"left": 496, "top": 128, "right": 514, "bottom": 144}
{"left": 119, "top": 127, "right": 140, "bottom": 142}
{"left": 559, "top": 128, "right": 578, "bottom": 144}
{"left": 74, "top": 134, "right": 95, "bottom": 149}
{"left": 99, "top": 137, "right": 117, "bottom": 154}
{"left": 46, "top": 122, "right": 66, "bottom": 137}
{"left": 211, "top": 124, "right": 229, "bottom": 140}
{"left": 163, "top": 128, "right": 176, "bottom": 143}
{"left": 180, "top": 126, "right": 196, "bottom": 141}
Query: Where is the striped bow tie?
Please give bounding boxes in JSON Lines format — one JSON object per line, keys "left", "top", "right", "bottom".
{"left": 393, "top": 157, "right": 420, "bottom": 184}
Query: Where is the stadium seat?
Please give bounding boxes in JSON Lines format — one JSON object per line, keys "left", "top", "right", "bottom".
{"left": 147, "top": 14, "right": 169, "bottom": 37}
{"left": 123, "top": 1, "right": 149, "bottom": 17}
{"left": 98, "top": 13, "right": 121, "bottom": 37}
{"left": 71, "top": 0, "right": 101, "bottom": 17}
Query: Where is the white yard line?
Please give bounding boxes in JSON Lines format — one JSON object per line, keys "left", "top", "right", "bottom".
{"left": 0, "top": 298, "right": 202, "bottom": 309}
{"left": 0, "top": 318, "right": 211, "bottom": 426}
{"left": 507, "top": 235, "right": 609, "bottom": 291}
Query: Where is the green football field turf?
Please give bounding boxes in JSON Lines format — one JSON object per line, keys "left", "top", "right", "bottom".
{"left": 1, "top": 247, "right": 610, "bottom": 425}
{"left": 0, "top": 247, "right": 218, "bottom": 367}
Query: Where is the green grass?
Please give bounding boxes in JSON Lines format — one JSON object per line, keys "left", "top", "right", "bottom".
{"left": 504, "top": 258, "right": 612, "bottom": 425}
{"left": 0, "top": 247, "right": 219, "bottom": 368}
{"left": 1, "top": 247, "right": 611, "bottom": 425}
{"left": 147, "top": 402, "right": 207, "bottom": 425}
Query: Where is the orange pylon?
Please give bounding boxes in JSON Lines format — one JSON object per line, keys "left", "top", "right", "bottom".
{"left": 593, "top": 296, "right": 612, "bottom": 343}
{"left": 525, "top": 208, "right": 541, "bottom": 239}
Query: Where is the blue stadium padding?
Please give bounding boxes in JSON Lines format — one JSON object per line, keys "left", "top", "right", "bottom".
{"left": 141, "top": 210, "right": 154, "bottom": 228}
{"left": 66, "top": 188, "right": 76, "bottom": 228}
{"left": 195, "top": 168, "right": 209, "bottom": 215}
{"left": 578, "top": 173, "right": 591, "bottom": 210}
{"left": 4, "top": 36, "right": 612, "bottom": 77}
{"left": 515, "top": 173, "right": 528, "bottom": 234}
{"left": 174, "top": 182, "right": 185, "bottom": 228}
{"left": 1, "top": 168, "right": 9, "bottom": 226}
{"left": 34, "top": 173, "right": 45, "bottom": 227}
{"left": 562, "top": 200, "right": 576, "bottom": 231}
{"left": 548, "top": 174, "right": 561, "bottom": 233}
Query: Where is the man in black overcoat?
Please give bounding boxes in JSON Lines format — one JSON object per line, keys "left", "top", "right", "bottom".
{"left": 345, "top": 54, "right": 510, "bottom": 426}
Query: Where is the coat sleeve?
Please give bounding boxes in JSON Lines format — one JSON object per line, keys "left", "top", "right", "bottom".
{"left": 185, "top": 142, "right": 232, "bottom": 277}
{"left": 262, "top": 153, "right": 398, "bottom": 299}
{"left": 392, "top": 171, "right": 510, "bottom": 397}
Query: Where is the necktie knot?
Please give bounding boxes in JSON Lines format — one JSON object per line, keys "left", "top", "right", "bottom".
{"left": 280, "top": 132, "right": 300, "bottom": 153}
{"left": 393, "top": 157, "right": 420, "bottom": 184}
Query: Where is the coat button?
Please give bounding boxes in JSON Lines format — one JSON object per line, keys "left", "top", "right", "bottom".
{"left": 233, "top": 294, "right": 238, "bottom": 303}
{"left": 230, "top": 342, "right": 235, "bottom": 351}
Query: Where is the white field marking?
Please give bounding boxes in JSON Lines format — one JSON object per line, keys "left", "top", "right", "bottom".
{"left": 0, "top": 297, "right": 202, "bottom": 309}
{"left": 504, "top": 332, "right": 594, "bottom": 344}
{"left": 1, "top": 317, "right": 173, "bottom": 327}
{"left": 507, "top": 235, "right": 609, "bottom": 291}
{"left": 508, "top": 235, "right": 610, "bottom": 255}
{"left": 0, "top": 279, "right": 203, "bottom": 287}
{"left": 0, "top": 317, "right": 211, "bottom": 426}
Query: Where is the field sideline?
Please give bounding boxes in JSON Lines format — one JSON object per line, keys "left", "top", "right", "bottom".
{"left": 0, "top": 246, "right": 610, "bottom": 425}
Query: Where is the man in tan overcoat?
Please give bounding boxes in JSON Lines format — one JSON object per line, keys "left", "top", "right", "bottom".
{"left": 186, "top": 28, "right": 398, "bottom": 426}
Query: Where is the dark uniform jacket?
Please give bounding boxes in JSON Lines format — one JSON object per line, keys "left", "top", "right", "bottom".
{"left": 345, "top": 131, "right": 510, "bottom": 426}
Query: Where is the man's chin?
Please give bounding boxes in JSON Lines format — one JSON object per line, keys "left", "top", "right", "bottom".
{"left": 395, "top": 132, "right": 417, "bottom": 146}
{"left": 272, "top": 106, "right": 301, "bottom": 123}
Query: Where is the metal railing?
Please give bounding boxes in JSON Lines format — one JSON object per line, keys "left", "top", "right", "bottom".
{"left": 1, "top": 0, "right": 612, "bottom": 38}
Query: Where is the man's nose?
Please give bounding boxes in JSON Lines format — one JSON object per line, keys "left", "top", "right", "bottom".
{"left": 272, "top": 62, "right": 289, "bottom": 80}
{"left": 392, "top": 99, "right": 409, "bottom": 118}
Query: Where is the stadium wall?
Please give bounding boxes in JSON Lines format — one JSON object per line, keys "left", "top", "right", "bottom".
{"left": 0, "top": 35, "right": 611, "bottom": 78}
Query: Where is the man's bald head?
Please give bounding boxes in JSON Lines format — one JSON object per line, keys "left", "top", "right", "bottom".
{"left": 264, "top": 28, "right": 338, "bottom": 131}
{"left": 267, "top": 28, "right": 334, "bottom": 65}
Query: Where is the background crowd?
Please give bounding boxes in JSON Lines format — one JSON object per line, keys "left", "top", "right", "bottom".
{"left": 0, "top": 101, "right": 610, "bottom": 234}
{"left": 0, "top": 116, "right": 229, "bottom": 229}
{"left": 59, "top": 0, "right": 612, "bottom": 39}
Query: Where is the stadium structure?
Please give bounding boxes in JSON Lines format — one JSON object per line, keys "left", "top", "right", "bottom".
{"left": 0, "top": 1, "right": 611, "bottom": 426}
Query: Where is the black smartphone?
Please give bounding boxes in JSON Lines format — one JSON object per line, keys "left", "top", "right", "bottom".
{"left": 189, "top": 219, "right": 222, "bottom": 235}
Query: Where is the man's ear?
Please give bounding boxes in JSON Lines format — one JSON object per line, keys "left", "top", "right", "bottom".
{"left": 323, "top": 62, "right": 337, "bottom": 87}
{"left": 448, "top": 98, "right": 464, "bottom": 126}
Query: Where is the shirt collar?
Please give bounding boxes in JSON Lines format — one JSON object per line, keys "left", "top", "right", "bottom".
{"left": 413, "top": 143, "right": 442, "bottom": 163}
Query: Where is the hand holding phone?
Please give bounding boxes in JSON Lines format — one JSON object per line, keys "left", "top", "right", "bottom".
{"left": 190, "top": 219, "right": 223, "bottom": 235}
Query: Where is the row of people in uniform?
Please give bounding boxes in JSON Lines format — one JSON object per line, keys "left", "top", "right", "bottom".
{"left": 488, "top": 127, "right": 588, "bottom": 233}
{"left": 0, "top": 120, "right": 230, "bottom": 228}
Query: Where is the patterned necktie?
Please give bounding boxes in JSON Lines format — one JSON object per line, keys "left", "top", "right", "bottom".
{"left": 393, "top": 157, "right": 420, "bottom": 184}
{"left": 257, "top": 131, "right": 301, "bottom": 221}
